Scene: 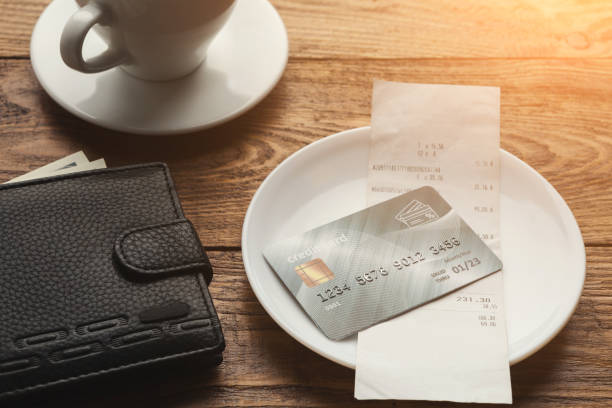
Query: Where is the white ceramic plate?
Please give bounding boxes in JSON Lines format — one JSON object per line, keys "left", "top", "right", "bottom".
{"left": 30, "top": 0, "right": 288, "bottom": 135}
{"left": 242, "top": 126, "right": 585, "bottom": 368}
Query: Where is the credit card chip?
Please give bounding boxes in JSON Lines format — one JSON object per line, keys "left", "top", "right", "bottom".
{"left": 295, "top": 258, "right": 334, "bottom": 287}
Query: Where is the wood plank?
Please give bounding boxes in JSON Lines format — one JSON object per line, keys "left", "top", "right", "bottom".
{"left": 275, "top": 0, "right": 612, "bottom": 59}
{"left": 1, "top": 1, "right": 610, "bottom": 407}
{"left": 34, "top": 247, "right": 612, "bottom": 407}
{"left": 0, "top": 58, "right": 610, "bottom": 246}
{"left": 2, "top": 0, "right": 612, "bottom": 58}
{"left": 0, "top": 0, "right": 42, "bottom": 57}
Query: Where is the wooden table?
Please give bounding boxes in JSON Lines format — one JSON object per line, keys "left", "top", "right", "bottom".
{"left": 1, "top": 1, "right": 611, "bottom": 406}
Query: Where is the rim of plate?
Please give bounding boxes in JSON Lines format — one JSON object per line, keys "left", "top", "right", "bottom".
{"left": 242, "top": 126, "right": 586, "bottom": 368}
{"left": 501, "top": 147, "right": 585, "bottom": 365}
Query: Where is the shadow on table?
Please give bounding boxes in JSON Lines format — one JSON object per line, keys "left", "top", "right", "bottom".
{"left": 509, "top": 307, "right": 582, "bottom": 403}
{"left": 7, "top": 355, "right": 223, "bottom": 408}
{"left": 35, "top": 70, "right": 288, "bottom": 169}
{"left": 8, "top": 281, "right": 577, "bottom": 407}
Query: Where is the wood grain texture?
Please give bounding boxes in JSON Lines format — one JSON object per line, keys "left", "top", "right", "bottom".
{"left": 1, "top": 0, "right": 612, "bottom": 58}
{"left": 0, "top": 58, "right": 610, "bottom": 245}
{"left": 1, "top": 0, "right": 611, "bottom": 406}
{"left": 25, "top": 247, "right": 612, "bottom": 408}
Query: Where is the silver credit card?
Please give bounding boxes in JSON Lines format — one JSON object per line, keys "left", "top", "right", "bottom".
{"left": 263, "top": 186, "right": 502, "bottom": 340}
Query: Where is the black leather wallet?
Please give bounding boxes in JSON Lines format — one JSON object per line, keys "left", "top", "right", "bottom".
{"left": 0, "top": 163, "right": 224, "bottom": 399}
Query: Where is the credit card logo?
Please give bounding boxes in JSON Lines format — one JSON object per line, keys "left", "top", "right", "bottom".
{"left": 295, "top": 258, "right": 335, "bottom": 287}
{"left": 395, "top": 199, "right": 439, "bottom": 228}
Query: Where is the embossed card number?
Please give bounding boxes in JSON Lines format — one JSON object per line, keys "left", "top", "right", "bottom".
{"left": 263, "top": 186, "right": 503, "bottom": 340}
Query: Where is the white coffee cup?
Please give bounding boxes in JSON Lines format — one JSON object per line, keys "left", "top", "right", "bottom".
{"left": 60, "top": 0, "right": 236, "bottom": 81}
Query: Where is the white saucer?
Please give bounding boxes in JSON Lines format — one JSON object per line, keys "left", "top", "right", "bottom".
{"left": 30, "top": 0, "right": 288, "bottom": 135}
{"left": 242, "top": 126, "right": 586, "bottom": 368}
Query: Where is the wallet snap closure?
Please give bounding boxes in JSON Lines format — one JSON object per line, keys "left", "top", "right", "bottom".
{"left": 114, "top": 218, "right": 213, "bottom": 283}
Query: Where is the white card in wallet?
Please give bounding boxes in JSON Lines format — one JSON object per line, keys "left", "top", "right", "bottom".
{"left": 355, "top": 81, "right": 512, "bottom": 403}
{"left": 5, "top": 152, "right": 107, "bottom": 184}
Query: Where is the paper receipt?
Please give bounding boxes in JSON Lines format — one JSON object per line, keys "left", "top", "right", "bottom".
{"left": 355, "top": 81, "right": 512, "bottom": 403}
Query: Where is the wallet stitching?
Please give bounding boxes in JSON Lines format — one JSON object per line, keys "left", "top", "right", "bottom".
{"left": 2, "top": 163, "right": 223, "bottom": 397}
{"left": 116, "top": 220, "right": 211, "bottom": 273}
{"left": 0, "top": 344, "right": 222, "bottom": 397}
{"left": 194, "top": 275, "right": 221, "bottom": 339}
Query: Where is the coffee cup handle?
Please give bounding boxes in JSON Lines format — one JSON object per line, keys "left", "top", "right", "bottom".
{"left": 60, "top": 2, "right": 127, "bottom": 73}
